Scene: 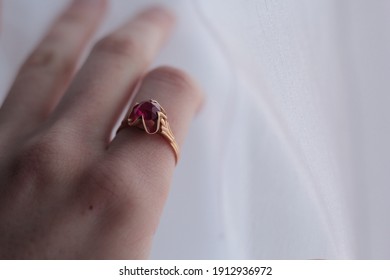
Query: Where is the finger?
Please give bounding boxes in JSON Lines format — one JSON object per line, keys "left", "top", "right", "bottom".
{"left": 52, "top": 7, "right": 175, "bottom": 143}
{"left": 110, "top": 66, "right": 203, "bottom": 176}
{"left": 0, "top": 0, "right": 106, "bottom": 134}
{"left": 110, "top": 66, "right": 203, "bottom": 167}
{"left": 104, "top": 67, "right": 203, "bottom": 253}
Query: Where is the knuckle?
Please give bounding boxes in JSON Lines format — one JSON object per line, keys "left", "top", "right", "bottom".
{"left": 60, "top": 9, "right": 85, "bottom": 26}
{"left": 24, "top": 46, "right": 74, "bottom": 77}
{"left": 8, "top": 131, "right": 75, "bottom": 185}
{"left": 147, "top": 66, "right": 203, "bottom": 102}
{"left": 22, "top": 135, "right": 61, "bottom": 166}
{"left": 94, "top": 35, "right": 142, "bottom": 58}
{"left": 148, "top": 67, "right": 193, "bottom": 90}
{"left": 25, "top": 47, "right": 57, "bottom": 69}
{"left": 9, "top": 141, "right": 57, "bottom": 186}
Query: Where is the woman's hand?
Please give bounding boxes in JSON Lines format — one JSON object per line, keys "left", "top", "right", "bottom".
{"left": 0, "top": 0, "right": 202, "bottom": 259}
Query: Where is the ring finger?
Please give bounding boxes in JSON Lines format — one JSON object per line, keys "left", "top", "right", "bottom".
{"left": 101, "top": 66, "right": 203, "bottom": 255}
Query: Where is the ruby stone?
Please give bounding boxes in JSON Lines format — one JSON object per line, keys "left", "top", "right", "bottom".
{"left": 129, "top": 100, "right": 161, "bottom": 122}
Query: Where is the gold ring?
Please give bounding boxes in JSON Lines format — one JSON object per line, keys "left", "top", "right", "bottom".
{"left": 117, "top": 99, "right": 179, "bottom": 164}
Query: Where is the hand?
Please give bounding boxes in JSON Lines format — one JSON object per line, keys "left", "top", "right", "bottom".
{"left": 0, "top": 0, "right": 202, "bottom": 259}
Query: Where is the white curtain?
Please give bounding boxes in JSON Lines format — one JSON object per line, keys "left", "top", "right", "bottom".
{"left": 1, "top": 0, "right": 390, "bottom": 259}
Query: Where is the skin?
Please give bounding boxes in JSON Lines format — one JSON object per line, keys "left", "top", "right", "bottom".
{"left": 0, "top": 0, "right": 203, "bottom": 259}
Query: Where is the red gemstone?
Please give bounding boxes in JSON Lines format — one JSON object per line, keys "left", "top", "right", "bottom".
{"left": 129, "top": 100, "right": 161, "bottom": 122}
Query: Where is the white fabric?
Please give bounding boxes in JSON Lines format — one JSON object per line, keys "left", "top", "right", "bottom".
{"left": 1, "top": 0, "right": 390, "bottom": 259}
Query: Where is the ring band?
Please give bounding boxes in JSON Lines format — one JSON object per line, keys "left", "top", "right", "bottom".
{"left": 117, "top": 99, "right": 179, "bottom": 164}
